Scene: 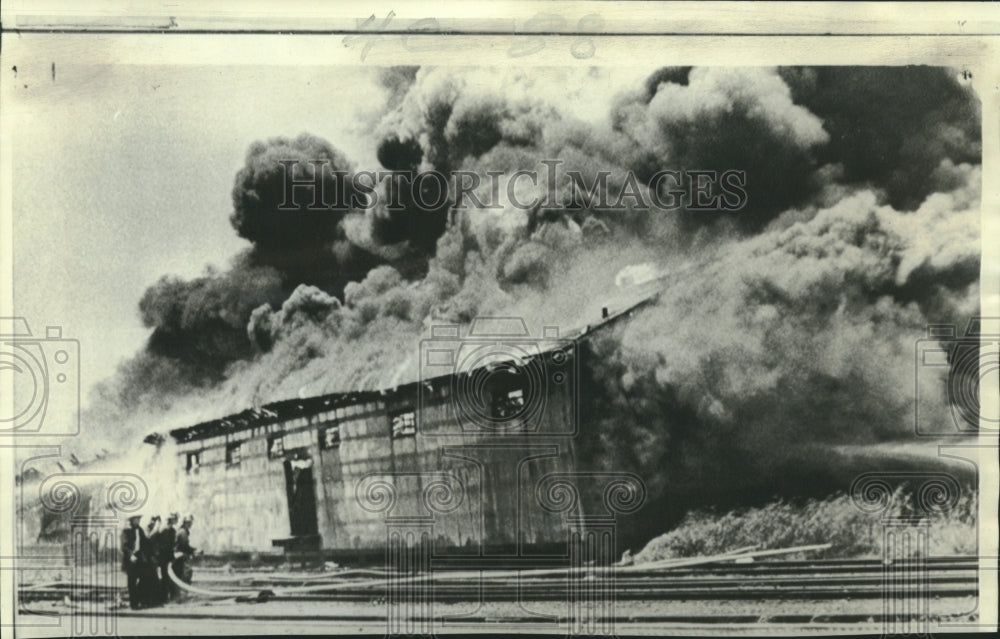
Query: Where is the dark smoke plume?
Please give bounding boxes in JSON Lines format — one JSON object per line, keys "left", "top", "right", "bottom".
{"left": 610, "top": 67, "right": 830, "bottom": 233}
{"left": 779, "top": 67, "right": 981, "bottom": 210}
{"left": 78, "top": 67, "right": 980, "bottom": 532}
{"left": 229, "top": 133, "right": 386, "bottom": 288}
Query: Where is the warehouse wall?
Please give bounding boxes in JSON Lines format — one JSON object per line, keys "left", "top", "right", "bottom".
{"left": 175, "top": 420, "right": 296, "bottom": 553}
{"left": 312, "top": 369, "right": 580, "bottom": 553}
{"left": 173, "top": 352, "right": 584, "bottom": 554}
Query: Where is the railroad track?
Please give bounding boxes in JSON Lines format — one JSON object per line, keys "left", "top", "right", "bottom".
{"left": 19, "top": 556, "right": 979, "bottom": 605}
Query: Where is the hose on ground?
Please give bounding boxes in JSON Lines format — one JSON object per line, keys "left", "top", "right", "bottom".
{"left": 164, "top": 543, "right": 832, "bottom": 598}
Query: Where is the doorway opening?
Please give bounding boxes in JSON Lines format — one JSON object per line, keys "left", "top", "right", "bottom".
{"left": 283, "top": 448, "right": 319, "bottom": 537}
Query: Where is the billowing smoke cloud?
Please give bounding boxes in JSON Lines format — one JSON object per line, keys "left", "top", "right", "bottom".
{"left": 610, "top": 67, "right": 830, "bottom": 231}
{"left": 73, "top": 66, "right": 980, "bottom": 529}
{"left": 374, "top": 68, "right": 560, "bottom": 172}
{"left": 779, "top": 67, "right": 981, "bottom": 211}
{"left": 93, "top": 254, "right": 285, "bottom": 408}
{"left": 229, "top": 133, "right": 386, "bottom": 288}
{"left": 581, "top": 166, "right": 979, "bottom": 486}
{"left": 231, "top": 134, "right": 356, "bottom": 248}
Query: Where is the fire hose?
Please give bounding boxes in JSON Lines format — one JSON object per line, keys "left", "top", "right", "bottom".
{"left": 164, "top": 543, "right": 832, "bottom": 599}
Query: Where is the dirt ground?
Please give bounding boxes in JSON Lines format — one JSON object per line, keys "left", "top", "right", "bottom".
{"left": 17, "top": 595, "right": 980, "bottom": 636}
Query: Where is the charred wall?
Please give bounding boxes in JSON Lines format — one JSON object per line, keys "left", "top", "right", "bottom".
{"left": 172, "top": 352, "right": 585, "bottom": 555}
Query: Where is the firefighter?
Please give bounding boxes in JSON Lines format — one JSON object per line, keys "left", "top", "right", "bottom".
{"left": 172, "top": 515, "right": 201, "bottom": 587}
{"left": 151, "top": 513, "right": 178, "bottom": 603}
{"left": 120, "top": 514, "right": 151, "bottom": 609}
{"left": 145, "top": 515, "right": 161, "bottom": 537}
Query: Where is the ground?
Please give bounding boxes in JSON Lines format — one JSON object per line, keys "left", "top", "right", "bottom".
{"left": 17, "top": 595, "right": 981, "bottom": 636}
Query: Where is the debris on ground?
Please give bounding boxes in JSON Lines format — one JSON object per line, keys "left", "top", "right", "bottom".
{"left": 618, "top": 549, "right": 634, "bottom": 566}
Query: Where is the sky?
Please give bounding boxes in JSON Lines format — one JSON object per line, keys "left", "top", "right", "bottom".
{"left": 11, "top": 63, "right": 394, "bottom": 402}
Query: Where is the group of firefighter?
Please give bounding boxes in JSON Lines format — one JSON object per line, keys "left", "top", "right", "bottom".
{"left": 119, "top": 512, "right": 201, "bottom": 609}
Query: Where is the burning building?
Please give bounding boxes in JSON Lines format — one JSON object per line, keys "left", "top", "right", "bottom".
{"left": 160, "top": 298, "right": 654, "bottom": 557}
{"left": 26, "top": 65, "right": 979, "bottom": 561}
